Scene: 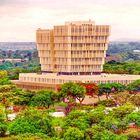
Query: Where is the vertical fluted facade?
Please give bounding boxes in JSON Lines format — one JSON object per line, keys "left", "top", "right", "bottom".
{"left": 36, "top": 21, "right": 110, "bottom": 75}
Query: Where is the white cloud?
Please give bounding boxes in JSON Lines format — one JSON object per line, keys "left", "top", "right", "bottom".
{"left": 0, "top": 0, "right": 140, "bottom": 41}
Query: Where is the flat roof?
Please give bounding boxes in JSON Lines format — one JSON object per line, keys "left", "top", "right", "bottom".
{"left": 19, "top": 73, "right": 140, "bottom": 81}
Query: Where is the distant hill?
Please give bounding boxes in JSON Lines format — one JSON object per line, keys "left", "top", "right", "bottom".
{"left": 0, "top": 42, "right": 36, "bottom": 51}
{"left": 107, "top": 42, "right": 140, "bottom": 62}
{"left": 108, "top": 42, "right": 140, "bottom": 54}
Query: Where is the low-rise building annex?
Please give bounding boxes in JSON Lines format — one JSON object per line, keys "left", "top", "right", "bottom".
{"left": 13, "top": 20, "right": 140, "bottom": 91}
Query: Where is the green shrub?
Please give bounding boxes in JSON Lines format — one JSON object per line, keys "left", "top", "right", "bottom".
{"left": 9, "top": 108, "right": 54, "bottom": 136}
{"left": 0, "top": 122, "right": 7, "bottom": 137}
{"left": 97, "top": 99, "right": 116, "bottom": 107}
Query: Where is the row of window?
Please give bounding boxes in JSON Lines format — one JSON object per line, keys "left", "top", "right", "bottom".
{"left": 71, "top": 58, "right": 102, "bottom": 61}
{"left": 72, "top": 51, "right": 104, "bottom": 54}
{"left": 37, "top": 35, "right": 108, "bottom": 42}
{"left": 71, "top": 26, "right": 109, "bottom": 33}
{"left": 71, "top": 36, "right": 107, "bottom": 40}
{"left": 37, "top": 43, "right": 107, "bottom": 47}
{"left": 20, "top": 77, "right": 133, "bottom": 85}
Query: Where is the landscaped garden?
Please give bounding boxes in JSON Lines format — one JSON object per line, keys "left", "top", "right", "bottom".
{"left": 0, "top": 70, "right": 140, "bottom": 140}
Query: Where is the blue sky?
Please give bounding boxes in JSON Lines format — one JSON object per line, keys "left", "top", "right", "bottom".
{"left": 0, "top": 0, "right": 140, "bottom": 41}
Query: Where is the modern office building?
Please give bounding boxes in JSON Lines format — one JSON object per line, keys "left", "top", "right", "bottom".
{"left": 37, "top": 21, "right": 110, "bottom": 75}
{"left": 13, "top": 20, "right": 140, "bottom": 91}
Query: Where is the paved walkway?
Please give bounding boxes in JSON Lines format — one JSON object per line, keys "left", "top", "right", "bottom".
{"left": 77, "top": 95, "right": 107, "bottom": 105}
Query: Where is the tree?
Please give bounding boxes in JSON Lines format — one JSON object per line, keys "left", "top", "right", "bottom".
{"left": 111, "top": 102, "right": 135, "bottom": 118}
{"left": 99, "top": 84, "right": 112, "bottom": 99}
{"left": 85, "top": 124, "right": 128, "bottom": 140}
{"left": 100, "top": 116, "right": 128, "bottom": 133}
{"left": 0, "top": 85, "right": 16, "bottom": 107}
{"left": 124, "top": 111, "right": 140, "bottom": 127}
{"left": 0, "top": 61, "right": 14, "bottom": 70}
{"left": 96, "top": 99, "right": 116, "bottom": 107}
{"left": 7, "top": 68, "right": 23, "bottom": 80}
{"left": 63, "top": 110, "right": 89, "bottom": 131}
{"left": 80, "top": 83, "right": 99, "bottom": 97}
{"left": 12, "top": 89, "right": 35, "bottom": 106}
{"left": 85, "top": 125, "right": 105, "bottom": 140}
{"left": 0, "top": 70, "right": 7, "bottom": 79}
{"left": 0, "top": 85, "right": 16, "bottom": 93}
{"left": 112, "top": 92, "right": 132, "bottom": 106}
{"left": 88, "top": 106, "right": 105, "bottom": 126}
{"left": 111, "top": 83, "right": 125, "bottom": 93}
{"left": 103, "top": 61, "right": 140, "bottom": 75}
{"left": 0, "top": 105, "right": 7, "bottom": 137}
{"left": 112, "top": 91, "right": 140, "bottom": 107}
{"left": 99, "top": 83, "right": 125, "bottom": 100}
{"left": 127, "top": 79, "right": 140, "bottom": 94}
{"left": 60, "top": 82, "right": 86, "bottom": 105}
{"left": 2, "top": 133, "right": 49, "bottom": 140}
{"left": 0, "top": 122, "right": 7, "bottom": 137}
{"left": 129, "top": 94, "right": 140, "bottom": 108}
{"left": 63, "top": 127, "right": 84, "bottom": 140}
{"left": 0, "top": 77, "right": 11, "bottom": 85}
{"left": 85, "top": 125, "right": 128, "bottom": 140}
{"left": 30, "top": 90, "right": 57, "bottom": 108}
{"left": 9, "top": 108, "right": 54, "bottom": 136}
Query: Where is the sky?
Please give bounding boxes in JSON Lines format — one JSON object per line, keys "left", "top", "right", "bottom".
{"left": 0, "top": 0, "right": 140, "bottom": 42}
